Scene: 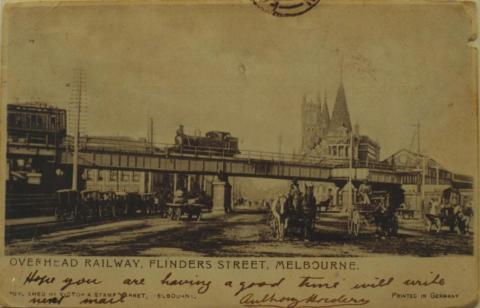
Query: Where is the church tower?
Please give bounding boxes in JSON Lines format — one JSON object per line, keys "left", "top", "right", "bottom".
{"left": 320, "top": 91, "right": 330, "bottom": 137}
{"left": 301, "top": 94, "right": 322, "bottom": 153}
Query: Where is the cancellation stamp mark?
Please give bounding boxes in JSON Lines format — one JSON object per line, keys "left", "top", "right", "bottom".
{"left": 251, "top": 0, "right": 320, "bottom": 17}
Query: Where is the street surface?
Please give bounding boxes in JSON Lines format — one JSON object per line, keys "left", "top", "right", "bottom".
{"left": 5, "top": 208, "right": 473, "bottom": 257}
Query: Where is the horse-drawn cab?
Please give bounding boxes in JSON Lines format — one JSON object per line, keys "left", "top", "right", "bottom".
{"left": 141, "top": 193, "right": 155, "bottom": 215}
{"left": 112, "top": 191, "right": 128, "bottom": 216}
{"left": 55, "top": 189, "right": 79, "bottom": 220}
{"left": 347, "top": 190, "right": 398, "bottom": 237}
{"left": 125, "top": 192, "right": 143, "bottom": 215}
{"left": 80, "top": 190, "right": 101, "bottom": 219}
{"left": 166, "top": 189, "right": 212, "bottom": 221}
{"left": 99, "top": 191, "right": 116, "bottom": 217}
{"left": 426, "top": 187, "right": 473, "bottom": 234}
{"left": 442, "top": 187, "right": 460, "bottom": 206}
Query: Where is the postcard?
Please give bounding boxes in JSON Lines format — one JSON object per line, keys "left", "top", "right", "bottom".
{"left": 0, "top": 0, "right": 478, "bottom": 307}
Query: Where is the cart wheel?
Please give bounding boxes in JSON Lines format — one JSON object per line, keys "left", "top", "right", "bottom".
{"left": 277, "top": 223, "right": 283, "bottom": 240}
{"left": 353, "top": 221, "right": 360, "bottom": 237}
{"left": 273, "top": 220, "right": 279, "bottom": 239}
{"left": 271, "top": 219, "right": 277, "bottom": 237}
{"left": 352, "top": 212, "right": 360, "bottom": 237}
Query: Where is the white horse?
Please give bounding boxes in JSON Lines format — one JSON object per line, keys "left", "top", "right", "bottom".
{"left": 270, "top": 195, "right": 290, "bottom": 241}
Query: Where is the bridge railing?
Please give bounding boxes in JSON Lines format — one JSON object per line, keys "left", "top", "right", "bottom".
{"left": 62, "top": 137, "right": 330, "bottom": 165}
{"left": 332, "top": 160, "right": 396, "bottom": 171}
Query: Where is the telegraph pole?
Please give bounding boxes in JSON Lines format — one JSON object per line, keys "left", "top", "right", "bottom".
{"left": 416, "top": 122, "right": 426, "bottom": 217}
{"left": 346, "top": 130, "right": 354, "bottom": 212}
{"left": 148, "top": 117, "right": 154, "bottom": 152}
{"left": 147, "top": 117, "right": 154, "bottom": 193}
{"left": 416, "top": 122, "right": 421, "bottom": 155}
{"left": 70, "top": 69, "right": 85, "bottom": 191}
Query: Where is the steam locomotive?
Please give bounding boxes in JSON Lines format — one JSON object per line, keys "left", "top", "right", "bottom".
{"left": 173, "top": 125, "right": 240, "bottom": 156}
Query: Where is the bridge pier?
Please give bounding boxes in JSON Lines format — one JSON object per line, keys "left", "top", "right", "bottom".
{"left": 212, "top": 179, "right": 232, "bottom": 214}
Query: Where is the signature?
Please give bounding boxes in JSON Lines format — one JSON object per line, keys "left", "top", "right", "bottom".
{"left": 239, "top": 293, "right": 370, "bottom": 308}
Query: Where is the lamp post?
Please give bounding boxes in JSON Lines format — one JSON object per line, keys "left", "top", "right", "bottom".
{"left": 71, "top": 70, "right": 84, "bottom": 191}
{"left": 345, "top": 130, "right": 354, "bottom": 211}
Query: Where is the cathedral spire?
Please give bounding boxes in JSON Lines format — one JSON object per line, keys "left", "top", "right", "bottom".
{"left": 316, "top": 92, "right": 323, "bottom": 124}
{"left": 329, "top": 81, "right": 352, "bottom": 132}
{"left": 322, "top": 91, "right": 330, "bottom": 126}
{"left": 340, "top": 54, "right": 344, "bottom": 83}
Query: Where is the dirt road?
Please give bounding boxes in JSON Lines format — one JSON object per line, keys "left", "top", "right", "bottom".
{"left": 5, "top": 210, "right": 473, "bottom": 257}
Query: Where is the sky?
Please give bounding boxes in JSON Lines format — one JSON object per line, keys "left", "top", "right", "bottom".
{"left": 3, "top": 1, "right": 478, "bottom": 175}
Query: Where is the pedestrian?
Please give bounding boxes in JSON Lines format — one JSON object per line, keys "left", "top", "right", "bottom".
{"left": 358, "top": 180, "right": 372, "bottom": 205}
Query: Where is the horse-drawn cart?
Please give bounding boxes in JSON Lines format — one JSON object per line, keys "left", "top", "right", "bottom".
{"left": 346, "top": 191, "right": 398, "bottom": 237}
{"left": 425, "top": 187, "right": 474, "bottom": 234}
{"left": 55, "top": 189, "right": 79, "bottom": 220}
{"left": 166, "top": 202, "right": 209, "bottom": 221}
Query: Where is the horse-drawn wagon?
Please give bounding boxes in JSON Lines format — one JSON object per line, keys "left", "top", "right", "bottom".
{"left": 79, "top": 190, "right": 102, "bottom": 219}
{"left": 166, "top": 191, "right": 213, "bottom": 221}
{"left": 141, "top": 193, "right": 155, "bottom": 215}
{"left": 55, "top": 189, "right": 79, "bottom": 220}
{"left": 166, "top": 202, "right": 207, "bottom": 221}
{"left": 55, "top": 189, "right": 156, "bottom": 220}
{"left": 425, "top": 187, "right": 474, "bottom": 234}
{"left": 346, "top": 191, "right": 398, "bottom": 238}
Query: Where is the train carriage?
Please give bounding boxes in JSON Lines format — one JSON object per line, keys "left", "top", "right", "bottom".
{"left": 7, "top": 103, "right": 66, "bottom": 146}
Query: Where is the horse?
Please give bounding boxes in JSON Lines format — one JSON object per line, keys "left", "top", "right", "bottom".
{"left": 425, "top": 204, "right": 457, "bottom": 233}
{"left": 270, "top": 195, "right": 291, "bottom": 241}
{"left": 284, "top": 187, "right": 317, "bottom": 241}
{"left": 371, "top": 197, "right": 398, "bottom": 236}
{"left": 455, "top": 205, "right": 474, "bottom": 234}
{"left": 300, "top": 186, "right": 317, "bottom": 241}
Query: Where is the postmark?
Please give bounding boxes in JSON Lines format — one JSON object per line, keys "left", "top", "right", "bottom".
{"left": 251, "top": 0, "right": 320, "bottom": 17}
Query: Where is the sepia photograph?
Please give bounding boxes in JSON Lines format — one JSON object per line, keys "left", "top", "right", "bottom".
{"left": 2, "top": 1, "right": 477, "bottom": 260}
{"left": 1, "top": 1, "right": 479, "bottom": 307}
